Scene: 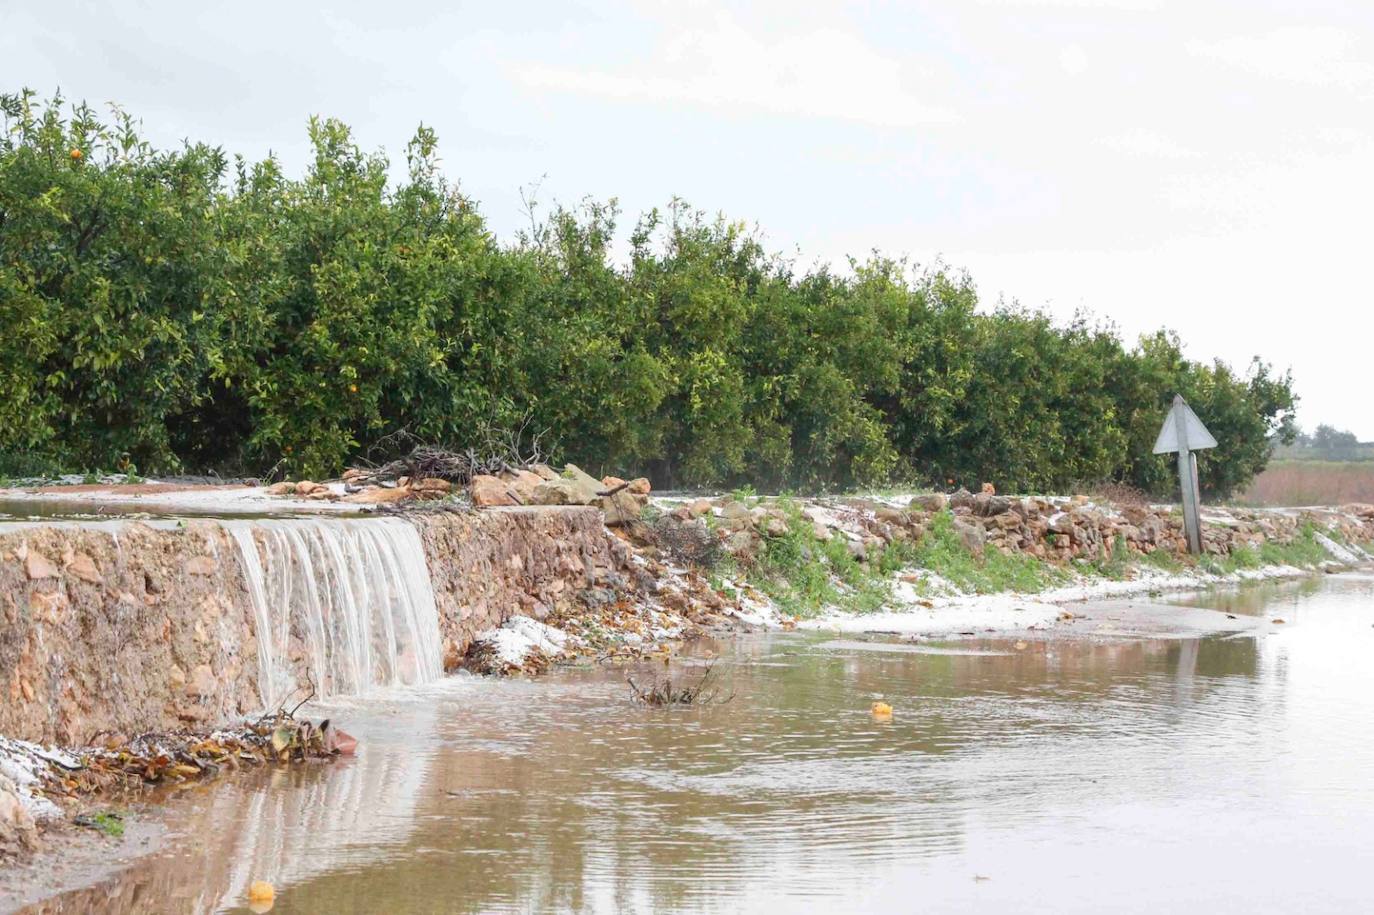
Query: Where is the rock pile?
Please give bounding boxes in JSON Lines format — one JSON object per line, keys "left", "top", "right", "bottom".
{"left": 466, "top": 463, "right": 652, "bottom": 526}
{"left": 262, "top": 474, "right": 456, "bottom": 505}
{"left": 653, "top": 489, "right": 1374, "bottom": 566}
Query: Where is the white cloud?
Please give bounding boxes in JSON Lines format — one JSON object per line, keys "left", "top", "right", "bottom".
{"left": 975, "top": 0, "right": 1160, "bottom": 8}
{"left": 1188, "top": 27, "right": 1374, "bottom": 89}
{"left": 1058, "top": 44, "right": 1089, "bottom": 75}
{"left": 1099, "top": 128, "right": 1198, "bottom": 160}
{"left": 509, "top": 12, "right": 955, "bottom": 127}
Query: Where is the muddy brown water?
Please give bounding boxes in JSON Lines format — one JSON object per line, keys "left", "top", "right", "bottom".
{"left": 10, "top": 574, "right": 1374, "bottom": 914}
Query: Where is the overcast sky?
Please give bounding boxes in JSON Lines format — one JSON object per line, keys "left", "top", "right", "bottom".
{"left": 4, "top": 0, "right": 1370, "bottom": 437}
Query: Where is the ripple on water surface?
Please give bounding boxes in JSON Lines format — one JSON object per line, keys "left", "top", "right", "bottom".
{"left": 20, "top": 574, "right": 1374, "bottom": 915}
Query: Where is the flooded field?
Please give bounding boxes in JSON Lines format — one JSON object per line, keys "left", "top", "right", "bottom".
{"left": 12, "top": 574, "right": 1374, "bottom": 913}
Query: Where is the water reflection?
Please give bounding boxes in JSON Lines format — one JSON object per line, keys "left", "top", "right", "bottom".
{"left": 21, "top": 576, "right": 1374, "bottom": 914}
{"left": 21, "top": 688, "right": 448, "bottom": 914}
{"left": 1170, "top": 573, "right": 1326, "bottom": 615}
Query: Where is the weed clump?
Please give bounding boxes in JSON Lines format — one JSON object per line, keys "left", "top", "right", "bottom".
{"left": 73, "top": 811, "right": 125, "bottom": 838}
{"left": 1203, "top": 523, "right": 1332, "bottom": 574}
{"left": 628, "top": 662, "right": 732, "bottom": 706}
{"left": 747, "top": 504, "right": 911, "bottom": 618}
{"left": 912, "top": 512, "right": 1065, "bottom": 594}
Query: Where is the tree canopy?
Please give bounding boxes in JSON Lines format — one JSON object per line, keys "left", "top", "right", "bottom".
{"left": 0, "top": 91, "right": 1298, "bottom": 497}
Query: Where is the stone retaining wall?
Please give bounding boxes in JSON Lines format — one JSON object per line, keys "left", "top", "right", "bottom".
{"left": 0, "top": 507, "right": 637, "bottom": 745}
{"left": 0, "top": 522, "right": 257, "bottom": 746}
{"left": 413, "top": 507, "right": 641, "bottom": 669}
{"left": 692, "top": 491, "right": 1374, "bottom": 564}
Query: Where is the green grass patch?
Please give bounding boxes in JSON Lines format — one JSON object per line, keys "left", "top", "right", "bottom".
{"left": 745, "top": 503, "right": 916, "bottom": 618}
{"left": 75, "top": 811, "right": 126, "bottom": 838}
{"left": 1137, "top": 547, "right": 1187, "bottom": 574}
{"left": 1202, "top": 523, "right": 1331, "bottom": 574}
{"left": 1088, "top": 534, "right": 1133, "bottom": 580}
{"left": 738, "top": 501, "right": 1352, "bottom": 620}
{"left": 1260, "top": 523, "right": 1333, "bottom": 567}
{"left": 911, "top": 511, "right": 1066, "bottom": 594}
{"left": 747, "top": 507, "right": 1067, "bottom": 615}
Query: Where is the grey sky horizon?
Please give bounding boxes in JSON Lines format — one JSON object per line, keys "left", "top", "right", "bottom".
{"left": 4, "top": 0, "right": 1370, "bottom": 438}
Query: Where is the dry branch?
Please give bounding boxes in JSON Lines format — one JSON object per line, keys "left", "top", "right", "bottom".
{"left": 348, "top": 414, "right": 552, "bottom": 488}
{"left": 628, "top": 661, "right": 733, "bottom": 706}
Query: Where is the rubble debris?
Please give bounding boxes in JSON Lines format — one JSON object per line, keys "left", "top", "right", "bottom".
{"left": 0, "top": 710, "right": 347, "bottom": 855}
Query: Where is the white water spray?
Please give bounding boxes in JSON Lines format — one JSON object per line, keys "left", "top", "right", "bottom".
{"left": 226, "top": 518, "right": 443, "bottom": 710}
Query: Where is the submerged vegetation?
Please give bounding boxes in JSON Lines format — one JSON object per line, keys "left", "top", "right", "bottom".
{"left": 73, "top": 811, "right": 125, "bottom": 838}
{"left": 627, "top": 662, "right": 732, "bottom": 706}
{"left": 0, "top": 91, "right": 1297, "bottom": 495}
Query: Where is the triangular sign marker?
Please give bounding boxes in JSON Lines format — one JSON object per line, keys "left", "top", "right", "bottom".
{"left": 1152, "top": 395, "right": 1218, "bottom": 454}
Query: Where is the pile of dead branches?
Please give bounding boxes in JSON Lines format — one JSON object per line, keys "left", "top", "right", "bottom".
{"left": 347, "top": 418, "right": 551, "bottom": 487}
{"left": 82, "top": 714, "right": 344, "bottom": 787}
{"left": 4, "top": 686, "right": 352, "bottom": 806}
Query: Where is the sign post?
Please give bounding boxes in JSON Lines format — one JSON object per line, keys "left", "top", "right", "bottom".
{"left": 1152, "top": 395, "right": 1217, "bottom": 554}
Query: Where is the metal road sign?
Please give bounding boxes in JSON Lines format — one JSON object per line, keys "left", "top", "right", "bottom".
{"left": 1153, "top": 395, "right": 1216, "bottom": 554}
{"left": 1152, "top": 397, "right": 1218, "bottom": 454}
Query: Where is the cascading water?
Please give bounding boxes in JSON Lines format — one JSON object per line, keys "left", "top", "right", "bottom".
{"left": 225, "top": 517, "right": 443, "bottom": 710}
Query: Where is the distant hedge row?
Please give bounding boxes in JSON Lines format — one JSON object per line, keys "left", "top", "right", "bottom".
{"left": 0, "top": 91, "right": 1297, "bottom": 496}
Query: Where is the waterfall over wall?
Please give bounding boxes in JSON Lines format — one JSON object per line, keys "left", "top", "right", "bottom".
{"left": 0, "top": 506, "right": 626, "bottom": 745}
{"left": 226, "top": 517, "right": 443, "bottom": 709}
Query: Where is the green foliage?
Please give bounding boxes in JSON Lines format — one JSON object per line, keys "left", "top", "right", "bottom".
{"left": 730, "top": 484, "right": 758, "bottom": 502}
{"left": 1202, "top": 524, "right": 1330, "bottom": 574}
{"left": 746, "top": 508, "right": 914, "bottom": 618}
{"left": 0, "top": 90, "right": 233, "bottom": 472}
{"left": 75, "top": 810, "right": 125, "bottom": 837}
{"left": 0, "top": 92, "right": 1298, "bottom": 493}
{"left": 913, "top": 512, "right": 1065, "bottom": 594}
{"left": 1138, "top": 547, "right": 1186, "bottom": 574}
